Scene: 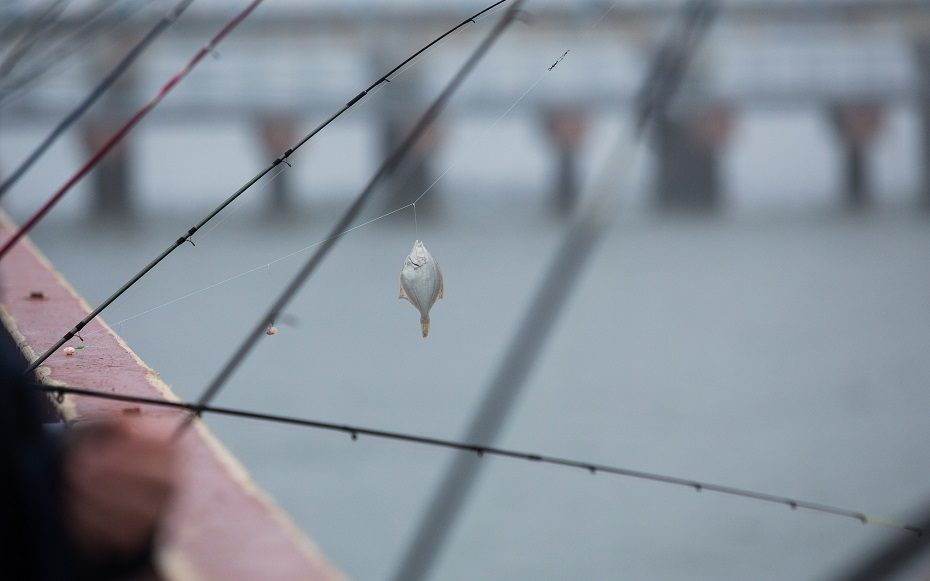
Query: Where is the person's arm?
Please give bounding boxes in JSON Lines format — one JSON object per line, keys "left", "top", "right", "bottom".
{"left": 0, "top": 325, "right": 177, "bottom": 580}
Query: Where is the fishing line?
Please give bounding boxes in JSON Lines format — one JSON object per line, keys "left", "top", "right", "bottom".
{"left": 0, "top": 0, "right": 197, "bottom": 202}
{"left": 399, "top": 67, "right": 546, "bottom": 237}
{"left": 95, "top": 4, "right": 607, "bottom": 331}
{"left": 31, "top": 383, "right": 925, "bottom": 538}
{"left": 394, "top": 6, "right": 605, "bottom": 232}
{"left": 69, "top": 10, "right": 602, "bottom": 355}
{"left": 108, "top": 202, "right": 417, "bottom": 330}
{"left": 23, "top": 0, "right": 514, "bottom": 374}
{"left": 84, "top": 165, "right": 291, "bottom": 337}
{"left": 0, "top": 0, "right": 267, "bottom": 262}
{"left": 103, "top": 53, "right": 553, "bottom": 330}
{"left": 405, "top": 66, "right": 548, "bottom": 211}
{"left": 0, "top": 0, "right": 145, "bottom": 107}
{"left": 174, "top": 0, "right": 528, "bottom": 437}
{"left": 0, "top": 0, "right": 72, "bottom": 81}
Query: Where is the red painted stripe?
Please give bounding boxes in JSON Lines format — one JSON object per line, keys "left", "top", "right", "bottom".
{"left": 0, "top": 0, "right": 267, "bottom": 261}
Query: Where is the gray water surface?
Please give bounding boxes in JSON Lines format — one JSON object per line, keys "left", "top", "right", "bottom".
{"left": 19, "top": 198, "right": 930, "bottom": 581}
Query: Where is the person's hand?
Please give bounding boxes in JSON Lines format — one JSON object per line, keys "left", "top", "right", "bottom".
{"left": 63, "top": 419, "right": 178, "bottom": 559}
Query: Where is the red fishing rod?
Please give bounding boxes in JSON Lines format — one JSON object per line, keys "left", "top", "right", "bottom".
{"left": 0, "top": 0, "right": 197, "bottom": 196}
{"left": 0, "top": 0, "right": 267, "bottom": 261}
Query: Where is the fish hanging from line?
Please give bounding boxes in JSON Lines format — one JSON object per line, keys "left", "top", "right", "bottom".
{"left": 399, "top": 240, "right": 444, "bottom": 338}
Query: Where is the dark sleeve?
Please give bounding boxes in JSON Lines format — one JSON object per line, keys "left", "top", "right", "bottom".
{"left": 0, "top": 327, "right": 70, "bottom": 580}
{"left": 0, "top": 328, "right": 154, "bottom": 581}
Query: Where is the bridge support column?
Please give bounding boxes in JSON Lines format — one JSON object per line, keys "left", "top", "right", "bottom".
{"left": 653, "top": 104, "right": 733, "bottom": 212}
{"left": 828, "top": 102, "right": 883, "bottom": 210}
{"left": 81, "top": 122, "right": 134, "bottom": 217}
{"left": 82, "top": 34, "right": 137, "bottom": 217}
{"left": 543, "top": 108, "right": 587, "bottom": 216}
{"left": 258, "top": 117, "right": 298, "bottom": 214}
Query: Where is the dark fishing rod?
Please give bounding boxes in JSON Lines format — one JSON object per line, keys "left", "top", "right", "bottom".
{"left": 0, "top": 0, "right": 266, "bottom": 262}
{"left": 23, "top": 0, "right": 512, "bottom": 375}
{"left": 31, "top": 383, "right": 925, "bottom": 539}
{"left": 391, "top": 3, "right": 717, "bottom": 580}
{"left": 175, "top": 0, "right": 527, "bottom": 437}
{"left": 0, "top": 0, "right": 195, "bottom": 202}
{"left": 0, "top": 1, "right": 141, "bottom": 106}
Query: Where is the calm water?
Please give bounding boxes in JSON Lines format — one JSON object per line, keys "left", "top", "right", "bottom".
{"left": 17, "top": 198, "right": 930, "bottom": 580}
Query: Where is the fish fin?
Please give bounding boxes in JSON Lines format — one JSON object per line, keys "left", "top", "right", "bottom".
{"left": 421, "top": 316, "right": 429, "bottom": 338}
{"left": 399, "top": 281, "right": 408, "bottom": 301}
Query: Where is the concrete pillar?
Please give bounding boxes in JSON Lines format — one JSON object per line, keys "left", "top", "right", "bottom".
{"left": 80, "top": 122, "right": 134, "bottom": 216}
{"left": 653, "top": 104, "right": 733, "bottom": 212}
{"left": 257, "top": 117, "right": 297, "bottom": 213}
{"left": 828, "top": 102, "right": 884, "bottom": 210}
{"left": 82, "top": 33, "right": 137, "bottom": 217}
{"left": 543, "top": 108, "right": 587, "bottom": 216}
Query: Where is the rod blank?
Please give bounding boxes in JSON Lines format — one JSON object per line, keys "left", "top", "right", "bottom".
{"left": 33, "top": 383, "right": 925, "bottom": 539}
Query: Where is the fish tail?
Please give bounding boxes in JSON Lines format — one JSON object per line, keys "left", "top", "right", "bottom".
{"left": 420, "top": 315, "right": 430, "bottom": 338}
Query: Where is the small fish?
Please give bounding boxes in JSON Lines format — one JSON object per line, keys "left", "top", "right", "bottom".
{"left": 399, "top": 240, "right": 444, "bottom": 338}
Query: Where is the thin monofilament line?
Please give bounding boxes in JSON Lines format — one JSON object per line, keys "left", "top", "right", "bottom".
{"left": 104, "top": 165, "right": 291, "bottom": 331}
{"left": 0, "top": 0, "right": 265, "bottom": 262}
{"left": 24, "top": 0, "right": 513, "bottom": 375}
{"left": 106, "top": 53, "right": 559, "bottom": 330}
{"left": 175, "top": 0, "right": 528, "bottom": 437}
{"left": 409, "top": 68, "right": 547, "bottom": 209}
{"left": 101, "top": 3, "right": 604, "bottom": 330}
{"left": 32, "top": 383, "right": 926, "bottom": 538}
{"left": 109, "top": 201, "right": 416, "bottom": 329}
{"left": 0, "top": 0, "right": 196, "bottom": 200}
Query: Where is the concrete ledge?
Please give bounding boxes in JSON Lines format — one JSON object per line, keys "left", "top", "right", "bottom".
{"left": 0, "top": 213, "right": 342, "bottom": 581}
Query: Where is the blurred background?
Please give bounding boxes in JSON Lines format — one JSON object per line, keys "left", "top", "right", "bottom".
{"left": 2, "top": 0, "right": 930, "bottom": 579}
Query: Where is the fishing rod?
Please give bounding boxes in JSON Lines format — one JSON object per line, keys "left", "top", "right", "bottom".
{"left": 0, "top": 0, "right": 196, "bottom": 202}
{"left": 175, "top": 0, "right": 527, "bottom": 436}
{"left": 24, "top": 0, "right": 512, "bottom": 375}
{"left": 31, "top": 383, "right": 926, "bottom": 538}
{"left": 392, "top": 2, "right": 717, "bottom": 579}
{"left": 0, "top": 0, "right": 71, "bottom": 81}
{"left": 0, "top": 1, "right": 141, "bottom": 106}
{"left": 0, "top": 0, "right": 268, "bottom": 262}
